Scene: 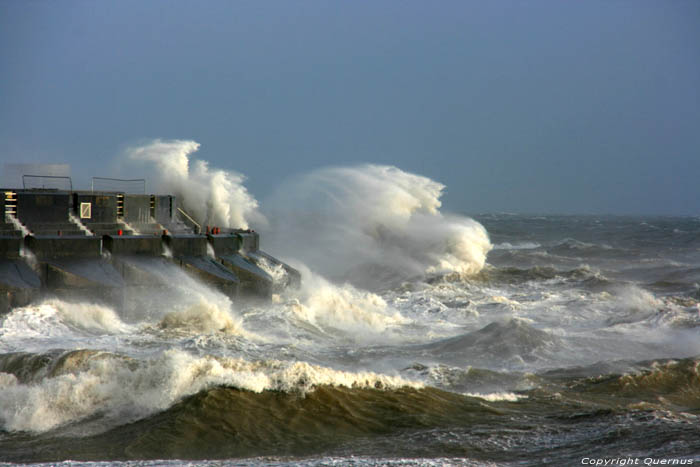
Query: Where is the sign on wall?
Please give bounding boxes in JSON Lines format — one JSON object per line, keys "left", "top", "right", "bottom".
{"left": 80, "top": 202, "right": 92, "bottom": 219}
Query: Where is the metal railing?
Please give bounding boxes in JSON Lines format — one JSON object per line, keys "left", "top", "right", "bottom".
{"left": 177, "top": 207, "right": 201, "bottom": 234}
{"left": 91, "top": 177, "right": 146, "bottom": 194}
{"left": 22, "top": 175, "right": 73, "bottom": 191}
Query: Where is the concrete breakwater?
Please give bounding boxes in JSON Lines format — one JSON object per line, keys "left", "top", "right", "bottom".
{"left": 0, "top": 189, "right": 299, "bottom": 314}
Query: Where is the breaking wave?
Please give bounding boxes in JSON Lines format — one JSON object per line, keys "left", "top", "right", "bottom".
{"left": 158, "top": 300, "right": 243, "bottom": 335}
{"left": 0, "top": 349, "right": 421, "bottom": 434}
{"left": 282, "top": 265, "right": 410, "bottom": 341}
{"left": 0, "top": 300, "right": 131, "bottom": 348}
{"left": 263, "top": 165, "right": 492, "bottom": 289}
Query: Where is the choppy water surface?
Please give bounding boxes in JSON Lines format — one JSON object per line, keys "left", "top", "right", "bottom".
{"left": 1, "top": 208, "right": 700, "bottom": 465}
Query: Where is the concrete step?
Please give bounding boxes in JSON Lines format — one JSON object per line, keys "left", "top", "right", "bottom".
{"left": 163, "top": 221, "right": 195, "bottom": 235}
{"left": 129, "top": 223, "right": 166, "bottom": 235}
{"left": 86, "top": 223, "right": 135, "bottom": 236}
{"left": 26, "top": 224, "right": 87, "bottom": 236}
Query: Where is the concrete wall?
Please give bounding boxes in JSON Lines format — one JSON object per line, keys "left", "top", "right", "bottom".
{"left": 0, "top": 189, "right": 290, "bottom": 312}
{"left": 208, "top": 235, "right": 241, "bottom": 256}
{"left": 0, "top": 286, "right": 36, "bottom": 315}
{"left": 43, "top": 258, "right": 125, "bottom": 289}
{"left": 75, "top": 193, "right": 118, "bottom": 223}
{"left": 0, "top": 259, "right": 41, "bottom": 314}
{"left": 0, "top": 260, "right": 41, "bottom": 290}
{"left": 237, "top": 231, "right": 259, "bottom": 252}
{"left": 32, "top": 193, "right": 176, "bottom": 225}
{"left": 219, "top": 253, "right": 272, "bottom": 298}
{"left": 163, "top": 234, "right": 207, "bottom": 257}
{"left": 152, "top": 195, "right": 174, "bottom": 224}
{"left": 0, "top": 237, "right": 21, "bottom": 259}
{"left": 178, "top": 256, "right": 240, "bottom": 297}
{"left": 104, "top": 235, "right": 163, "bottom": 256}
{"left": 123, "top": 195, "right": 151, "bottom": 223}
{"left": 26, "top": 236, "right": 101, "bottom": 259}
{"left": 17, "top": 192, "right": 70, "bottom": 223}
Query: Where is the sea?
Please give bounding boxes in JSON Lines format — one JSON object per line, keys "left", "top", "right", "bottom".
{"left": 1, "top": 165, "right": 699, "bottom": 466}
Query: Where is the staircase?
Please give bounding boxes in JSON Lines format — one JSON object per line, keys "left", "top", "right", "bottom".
{"left": 1, "top": 192, "right": 23, "bottom": 237}
{"left": 116, "top": 194, "right": 125, "bottom": 218}
{"left": 4, "top": 191, "right": 17, "bottom": 220}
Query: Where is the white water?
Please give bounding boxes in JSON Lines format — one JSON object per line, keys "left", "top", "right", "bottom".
{"left": 0, "top": 348, "right": 421, "bottom": 433}
{"left": 263, "top": 164, "right": 492, "bottom": 289}
{"left": 281, "top": 264, "right": 411, "bottom": 342}
{"left": 464, "top": 392, "right": 527, "bottom": 402}
{"left": 158, "top": 301, "right": 243, "bottom": 335}
{"left": 2, "top": 266, "right": 694, "bottom": 436}
{"left": 124, "top": 139, "right": 265, "bottom": 229}
{"left": 19, "top": 245, "right": 38, "bottom": 270}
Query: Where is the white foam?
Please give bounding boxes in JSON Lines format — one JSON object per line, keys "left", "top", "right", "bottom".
{"left": 493, "top": 242, "right": 541, "bottom": 250}
{"left": 158, "top": 300, "right": 243, "bottom": 335}
{"left": 162, "top": 243, "right": 173, "bottom": 258}
{"left": 491, "top": 295, "right": 521, "bottom": 307}
{"left": 0, "top": 300, "right": 131, "bottom": 349}
{"left": 19, "top": 245, "right": 38, "bottom": 270}
{"left": 613, "top": 285, "right": 663, "bottom": 312}
{"left": 206, "top": 242, "right": 216, "bottom": 259}
{"left": 283, "top": 264, "right": 411, "bottom": 340}
{"left": 464, "top": 392, "right": 527, "bottom": 402}
{"left": 253, "top": 254, "right": 289, "bottom": 286}
{"left": 0, "top": 372, "right": 18, "bottom": 387}
{"left": 49, "top": 299, "right": 131, "bottom": 334}
{"left": 118, "top": 259, "right": 245, "bottom": 330}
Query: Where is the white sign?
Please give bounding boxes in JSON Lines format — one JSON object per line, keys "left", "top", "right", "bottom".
{"left": 80, "top": 202, "right": 92, "bottom": 219}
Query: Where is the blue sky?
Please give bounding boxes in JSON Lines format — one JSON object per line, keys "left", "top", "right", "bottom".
{"left": 1, "top": 0, "right": 699, "bottom": 215}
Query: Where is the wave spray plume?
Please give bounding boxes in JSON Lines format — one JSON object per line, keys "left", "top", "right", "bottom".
{"left": 263, "top": 164, "right": 492, "bottom": 289}
{"left": 125, "top": 139, "right": 264, "bottom": 229}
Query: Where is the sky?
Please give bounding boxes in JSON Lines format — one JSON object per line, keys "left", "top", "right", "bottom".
{"left": 1, "top": 0, "right": 699, "bottom": 215}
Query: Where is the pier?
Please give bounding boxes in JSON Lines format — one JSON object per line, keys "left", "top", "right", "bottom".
{"left": 0, "top": 187, "right": 299, "bottom": 314}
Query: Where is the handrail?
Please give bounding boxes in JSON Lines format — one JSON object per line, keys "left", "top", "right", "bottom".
{"left": 91, "top": 177, "right": 146, "bottom": 194}
{"left": 22, "top": 175, "right": 73, "bottom": 191}
{"left": 177, "top": 207, "right": 201, "bottom": 234}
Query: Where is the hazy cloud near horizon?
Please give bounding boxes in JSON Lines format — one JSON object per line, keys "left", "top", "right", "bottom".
{"left": 1, "top": 0, "right": 698, "bottom": 215}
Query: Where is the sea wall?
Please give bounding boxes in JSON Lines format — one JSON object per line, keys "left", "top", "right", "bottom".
{"left": 0, "top": 189, "right": 296, "bottom": 313}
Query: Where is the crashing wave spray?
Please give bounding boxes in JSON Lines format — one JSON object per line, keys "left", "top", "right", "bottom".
{"left": 263, "top": 164, "right": 492, "bottom": 288}
{"left": 281, "top": 262, "right": 411, "bottom": 341}
{"left": 120, "top": 259, "right": 246, "bottom": 335}
{"left": 125, "top": 139, "right": 265, "bottom": 229}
